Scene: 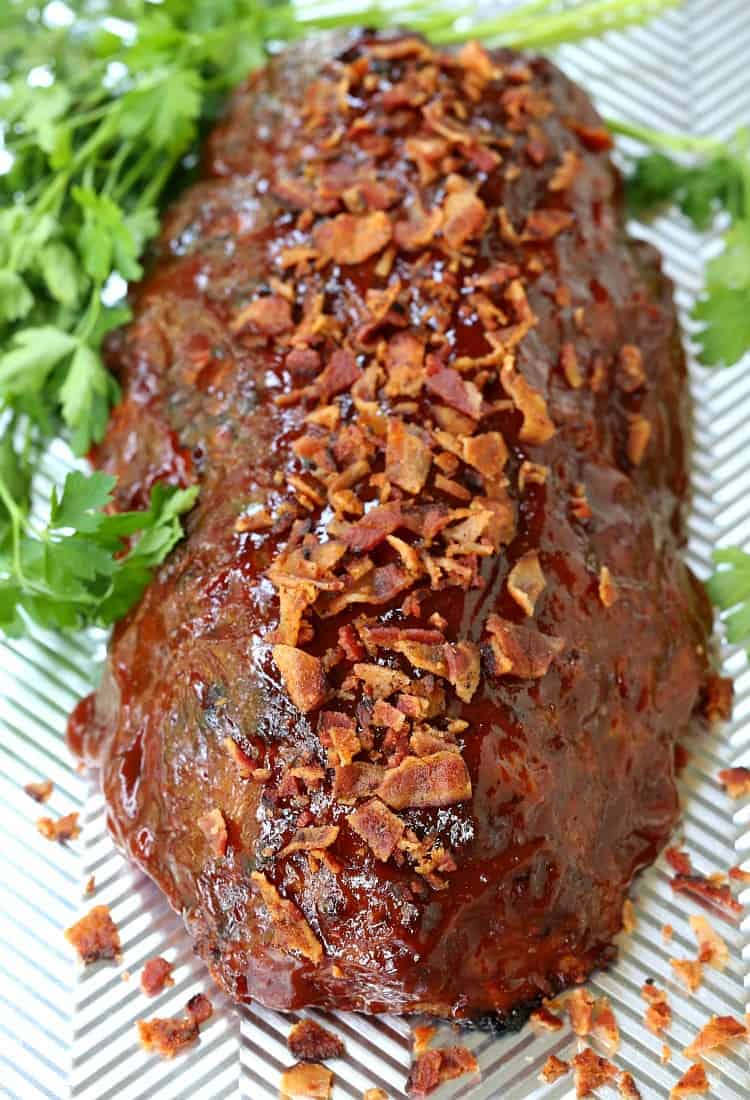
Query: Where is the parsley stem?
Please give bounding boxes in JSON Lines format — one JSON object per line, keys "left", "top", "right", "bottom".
{"left": 606, "top": 118, "right": 726, "bottom": 156}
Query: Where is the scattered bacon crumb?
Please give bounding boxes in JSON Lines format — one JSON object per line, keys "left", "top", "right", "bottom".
{"left": 540, "top": 1054, "right": 569, "bottom": 1083}
{"left": 413, "top": 1025, "right": 436, "bottom": 1054}
{"left": 406, "top": 1047, "right": 479, "bottom": 1096}
{"left": 641, "top": 984, "right": 671, "bottom": 1034}
{"left": 617, "top": 345, "right": 646, "bottom": 392}
{"left": 670, "top": 1064, "right": 709, "bottom": 1098}
{"left": 65, "top": 905, "right": 121, "bottom": 964}
{"left": 627, "top": 415, "right": 651, "bottom": 466}
{"left": 272, "top": 645, "right": 328, "bottom": 713}
{"left": 670, "top": 958, "right": 703, "bottom": 994}
{"left": 571, "top": 1047, "right": 617, "bottom": 1098}
{"left": 548, "top": 150, "right": 581, "bottom": 191}
{"left": 251, "top": 872, "right": 323, "bottom": 963}
{"left": 703, "top": 675, "right": 732, "bottom": 725}
{"left": 37, "top": 811, "right": 80, "bottom": 842}
{"left": 500, "top": 360, "right": 555, "bottom": 444}
{"left": 671, "top": 871, "right": 742, "bottom": 918}
{"left": 314, "top": 211, "right": 392, "bottom": 266}
{"left": 718, "top": 766, "right": 750, "bottom": 799}
{"left": 363, "top": 1091, "right": 388, "bottom": 1100}
{"left": 689, "top": 914, "right": 728, "bottom": 969}
{"left": 288, "top": 1019, "right": 344, "bottom": 1062}
{"left": 530, "top": 1004, "right": 564, "bottom": 1031}
{"left": 662, "top": 924, "right": 673, "bottom": 941}
{"left": 592, "top": 997, "right": 620, "bottom": 1053}
{"left": 84, "top": 874, "right": 95, "bottom": 896}
{"left": 665, "top": 847, "right": 692, "bottom": 875}
{"left": 347, "top": 798, "right": 404, "bottom": 861}
{"left": 141, "top": 957, "right": 174, "bottom": 996}
{"left": 598, "top": 565, "right": 617, "bottom": 607}
{"left": 280, "top": 1062, "right": 333, "bottom": 1100}
{"left": 137, "top": 1014, "right": 200, "bottom": 1059}
{"left": 683, "top": 1015, "right": 746, "bottom": 1059}
{"left": 507, "top": 551, "right": 546, "bottom": 616}
{"left": 484, "top": 615, "right": 563, "bottom": 679}
{"left": 24, "top": 779, "right": 53, "bottom": 802}
{"left": 186, "top": 993, "right": 213, "bottom": 1025}
{"left": 197, "top": 807, "right": 228, "bottom": 857}
{"left": 618, "top": 1071, "right": 641, "bottom": 1099}
{"left": 621, "top": 898, "right": 636, "bottom": 933}
{"left": 661, "top": 1045, "right": 671, "bottom": 1064}
{"left": 566, "top": 987, "right": 595, "bottom": 1036}
{"left": 729, "top": 864, "right": 750, "bottom": 884}
{"left": 377, "top": 752, "right": 472, "bottom": 810}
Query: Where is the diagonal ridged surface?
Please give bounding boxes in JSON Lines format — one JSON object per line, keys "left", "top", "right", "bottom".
{"left": 0, "top": 3, "right": 748, "bottom": 1098}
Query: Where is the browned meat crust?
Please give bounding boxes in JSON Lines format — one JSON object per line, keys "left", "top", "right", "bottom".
{"left": 69, "top": 30, "right": 713, "bottom": 1019}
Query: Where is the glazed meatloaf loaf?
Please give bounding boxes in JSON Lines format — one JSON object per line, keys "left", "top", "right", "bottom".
{"left": 69, "top": 30, "right": 718, "bottom": 1022}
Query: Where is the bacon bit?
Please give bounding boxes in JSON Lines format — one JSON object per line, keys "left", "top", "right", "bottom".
{"left": 461, "top": 431, "right": 508, "bottom": 482}
{"left": 413, "top": 1024, "right": 437, "bottom": 1055}
{"left": 689, "top": 914, "right": 728, "bottom": 969}
{"left": 670, "top": 1064, "right": 709, "bottom": 1099}
{"left": 341, "top": 502, "right": 403, "bottom": 552}
{"left": 598, "top": 565, "right": 618, "bottom": 607}
{"left": 701, "top": 675, "right": 732, "bottom": 726}
{"left": 363, "top": 1092, "right": 388, "bottom": 1100}
{"left": 718, "top": 765, "right": 750, "bottom": 798}
{"left": 484, "top": 615, "right": 562, "bottom": 678}
{"left": 662, "top": 1045, "right": 671, "bottom": 1063}
{"left": 235, "top": 506, "right": 274, "bottom": 533}
{"left": 566, "top": 987, "right": 595, "bottom": 1036}
{"left": 273, "top": 645, "right": 327, "bottom": 713}
{"left": 347, "top": 798, "right": 404, "bottom": 861}
{"left": 522, "top": 209, "right": 573, "bottom": 242}
{"left": 683, "top": 1015, "right": 746, "bottom": 1059}
{"left": 530, "top": 1004, "right": 564, "bottom": 1031}
{"left": 425, "top": 366, "right": 483, "bottom": 420}
{"left": 353, "top": 663, "right": 410, "bottom": 699}
{"left": 569, "top": 122, "right": 613, "bottom": 151}
{"left": 317, "top": 349, "right": 361, "bottom": 403}
{"left": 444, "top": 641, "right": 481, "bottom": 702}
{"left": 65, "top": 905, "right": 121, "bottom": 964}
{"left": 279, "top": 1061, "right": 333, "bottom": 1099}
{"left": 663, "top": 924, "right": 674, "bottom": 941}
{"left": 406, "top": 1046, "right": 479, "bottom": 1097}
{"left": 288, "top": 1019, "right": 344, "bottom": 1063}
{"left": 571, "top": 1047, "right": 617, "bottom": 1098}
{"left": 394, "top": 199, "right": 443, "bottom": 251}
{"left": 377, "top": 752, "right": 471, "bottom": 810}
{"left": 224, "top": 736, "right": 259, "bottom": 779}
{"left": 593, "top": 998, "right": 620, "bottom": 1053}
{"left": 548, "top": 150, "right": 582, "bottom": 191}
{"left": 729, "top": 864, "right": 750, "bottom": 883}
{"left": 500, "top": 360, "right": 555, "bottom": 444}
{"left": 671, "top": 872, "right": 743, "bottom": 918}
{"left": 619, "top": 1072, "right": 641, "bottom": 1100}
{"left": 197, "top": 808, "right": 228, "bottom": 857}
{"left": 251, "top": 872, "right": 323, "bottom": 963}
{"left": 622, "top": 898, "right": 636, "bottom": 933}
{"left": 385, "top": 419, "right": 432, "bottom": 494}
{"left": 442, "top": 181, "right": 487, "bottom": 251}
{"left": 141, "top": 957, "right": 174, "bottom": 996}
{"left": 560, "top": 342, "right": 583, "bottom": 388}
{"left": 186, "top": 992, "right": 213, "bottom": 1025}
{"left": 231, "top": 294, "right": 292, "bottom": 335}
{"left": 37, "top": 811, "right": 80, "bottom": 842}
{"left": 643, "top": 989, "right": 671, "bottom": 1035}
{"left": 137, "top": 1014, "right": 200, "bottom": 1059}
{"left": 617, "top": 345, "right": 646, "bottom": 392}
{"left": 313, "top": 211, "right": 392, "bottom": 266}
{"left": 670, "top": 958, "right": 703, "bottom": 993}
{"left": 540, "top": 1054, "right": 569, "bottom": 1083}
{"left": 279, "top": 825, "right": 340, "bottom": 858}
{"left": 666, "top": 846, "right": 692, "bottom": 875}
{"left": 84, "top": 875, "right": 95, "bottom": 895}
{"left": 24, "top": 779, "right": 53, "bottom": 802}
{"left": 507, "top": 551, "right": 546, "bottom": 616}
{"left": 518, "top": 461, "right": 548, "bottom": 492}
{"left": 627, "top": 415, "right": 651, "bottom": 466}
{"left": 333, "top": 762, "right": 385, "bottom": 803}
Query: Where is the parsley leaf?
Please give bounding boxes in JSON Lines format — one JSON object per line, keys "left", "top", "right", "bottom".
{"left": 708, "top": 549, "right": 750, "bottom": 653}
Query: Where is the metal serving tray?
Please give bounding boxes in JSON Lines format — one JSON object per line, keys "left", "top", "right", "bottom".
{"left": 1, "top": 2, "right": 748, "bottom": 1097}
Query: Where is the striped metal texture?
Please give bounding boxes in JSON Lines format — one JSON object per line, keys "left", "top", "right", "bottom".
{"left": 1, "top": 2, "right": 749, "bottom": 1097}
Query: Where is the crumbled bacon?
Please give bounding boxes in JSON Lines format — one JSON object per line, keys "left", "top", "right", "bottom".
{"left": 665, "top": 847, "right": 692, "bottom": 875}
{"left": 280, "top": 1061, "right": 333, "bottom": 1099}
{"left": 141, "top": 956, "right": 174, "bottom": 996}
{"left": 441, "top": 179, "right": 487, "bottom": 251}
{"left": 386, "top": 418, "right": 432, "bottom": 494}
{"left": 288, "top": 1019, "right": 344, "bottom": 1062}
{"left": 425, "top": 366, "right": 483, "bottom": 421}
{"left": 598, "top": 565, "right": 617, "bottom": 607}
{"left": 341, "top": 503, "right": 403, "bottom": 552}
{"left": 197, "top": 807, "right": 228, "bottom": 857}
{"left": 500, "top": 360, "right": 555, "bottom": 444}
{"left": 363, "top": 1091, "right": 388, "bottom": 1100}
{"left": 571, "top": 1047, "right": 617, "bottom": 1098}
{"left": 314, "top": 211, "right": 392, "bottom": 265}
{"left": 689, "top": 914, "right": 728, "bottom": 969}
{"left": 65, "top": 905, "right": 121, "bottom": 964}
{"left": 347, "top": 798, "right": 404, "bottom": 861}
{"left": 507, "top": 551, "right": 546, "bottom": 616}
{"left": 627, "top": 415, "right": 651, "bottom": 466}
{"left": 333, "top": 762, "right": 385, "bottom": 803}
{"left": 671, "top": 871, "right": 743, "bottom": 918}
{"left": 569, "top": 121, "right": 613, "bottom": 151}
{"left": 37, "top": 812, "right": 80, "bottom": 842}
{"left": 377, "top": 752, "right": 472, "bottom": 809}
{"left": 566, "top": 987, "right": 595, "bottom": 1036}
{"left": 683, "top": 1015, "right": 746, "bottom": 1059}
{"left": 530, "top": 1004, "right": 563, "bottom": 1030}
{"left": 413, "top": 1024, "right": 437, "bottom": 1054}
{"left": 548, "top": 150, "right": 581, "bottom": 191}
{"left": 592, "top": 997, "right": 620, "bottom": 1052}
{"left": 353, "top": 663, "right": 410, "bottom": 699}
{"left": 279, "top": 825, "right": 340, "bottom": 857}
{"left": 621, "top": 898, "right": 636, "bottom": 933}
{"left": 669, "top": 1065, "right": 709, "bottom": 1098}
{"left": 560, "top": 342, "right": 583, "bottom": 388}
{"left": 670, "top": 958, "right": 703, "bottom": 993}
{"left": 522, "top": 209, "right": 573, "bottom": 241}
{"left": 231, "top": 294, "right": 292, "bottom": 335}
{"left": 137, "top": 1014, "right": 200, "bottom": 1059}
{"left": 540, "top": 1054, "right": 569, "bottom": 1083}
{"left": 444, "top": 641, "right": 480, "bottom": 702}
{"left": 186, "top": 993, "right": 213, "bottom": 1025}
{"left": 24, "top": 779, "right": 53, "bottom": 802}
{"left": 251, "top": 872, "right": 323, "bottom": 963}
{"left": 273, "top": 645, "right": 328, "bottom": 713}
{"left": 718, "top": 765, "right": 750, "bottom": 798}
{"left": 617, "top": 345, "right": 646, "bottom": 392}
{"left": 461, "top": 431, "right": 508, "bottom": 483}
{"left": 729, "top": 864, "right": 750, "bottom": 883}
{"left": 224, "top": 736, "right": 261, "bottom": 779}
{"left": 394, "top": 199, "right": 443, "bottom": 251}
{"left": 641, "top": 985, "right": 671, "bottom": 1034}
{"left": 618, "top": 1072, "right": 641, "bottom": 1099}
{"left": 406, "top": 1046, "right": 479, "bottom": 1097}
{"left": 484, "top": 615, "right": 563, "bottom": 678}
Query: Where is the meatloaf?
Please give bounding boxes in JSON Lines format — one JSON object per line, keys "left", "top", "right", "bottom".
{"left": 69, "top": 30, "right": 716, "bottom": 1022}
